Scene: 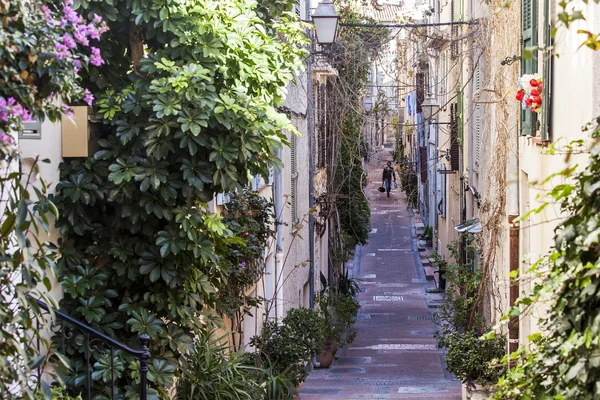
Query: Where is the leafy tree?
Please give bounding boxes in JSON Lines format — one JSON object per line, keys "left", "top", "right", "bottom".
{"left": 53, "top": 0, "right": 307, "bottom": 396}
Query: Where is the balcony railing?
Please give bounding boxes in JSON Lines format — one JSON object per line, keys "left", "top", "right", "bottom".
{"left": 33, "top": 298, "right": 150, "bottom": 400}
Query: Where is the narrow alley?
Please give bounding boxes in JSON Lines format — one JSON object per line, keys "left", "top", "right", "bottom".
{"left": 299, "top": 149, "right": 462, "bottom": 400}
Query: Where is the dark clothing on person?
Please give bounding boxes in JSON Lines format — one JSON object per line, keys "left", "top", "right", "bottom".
{"left": 382, "top": 166, "right": 396, "bottom": 182}
{"left": 382, "top": 166, "right": 396, "bottom": 197}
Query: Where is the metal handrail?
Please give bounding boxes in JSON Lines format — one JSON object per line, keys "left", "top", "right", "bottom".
{"left": 33, "top": 298, "right": 150, "bottom": 400}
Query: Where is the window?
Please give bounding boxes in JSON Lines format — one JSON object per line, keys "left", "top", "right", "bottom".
{"left": 540, "top": 0, "right": 552, "bottom": 141}
{"left": 521, "top": 0, "right": 538, "bottom": 136}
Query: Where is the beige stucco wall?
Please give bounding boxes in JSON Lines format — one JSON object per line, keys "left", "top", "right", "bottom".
{"left": 19, "top": 119, "right": 64, "bottom": 303}
{"left": 517, "top": 0, "right": 600, "bottom": 342}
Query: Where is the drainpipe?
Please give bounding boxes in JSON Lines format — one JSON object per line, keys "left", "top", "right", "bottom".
{"left": 508, "top": 115, "right": 520, "bottom": 352}
{"left": 271, "top": 147, "right": 284, "bottom": 320}
{"left": 306, "top": 0, "right": 316, "bottom": 309}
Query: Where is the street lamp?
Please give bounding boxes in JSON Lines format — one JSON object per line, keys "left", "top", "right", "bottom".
{"left": 363, "top": 96, "right": 372, "bottom": 112}
{"left": 421, "top": 92, "right": 439, "bottom": 120}
{"left": 312, "top": 0, "right": 340, "bottom": 44}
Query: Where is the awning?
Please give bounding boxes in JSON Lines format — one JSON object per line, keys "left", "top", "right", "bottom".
{"left": 455, "top": 218, "right": 482, "bottom": 233}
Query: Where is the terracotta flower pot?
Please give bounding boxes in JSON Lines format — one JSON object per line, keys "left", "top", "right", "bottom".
{"left": 330, "top": 340, "right": 339, "bottom": 356}
{"left": 315, "top": 342, "right": 333, "bottom": 368}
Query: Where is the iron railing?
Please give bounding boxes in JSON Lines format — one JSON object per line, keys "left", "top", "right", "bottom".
{"left": 34, "top": 298, "right": 150, "bottom": 400}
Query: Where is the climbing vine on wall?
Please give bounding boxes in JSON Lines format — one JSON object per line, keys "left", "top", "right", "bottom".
{"left": 217, "top": 190, "right": 276, "bottom": 351}
{"left": 325, "top": 3, "right": 389, "bottom": 254}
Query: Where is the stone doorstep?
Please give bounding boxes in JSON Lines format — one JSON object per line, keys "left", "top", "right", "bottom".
{"left": 423, "top": 265, "right": 437, "bottom": 281}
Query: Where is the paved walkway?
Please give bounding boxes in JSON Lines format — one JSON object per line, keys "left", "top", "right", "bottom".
{"left": 299, "top": 149, "right": 462, "bottom": 400}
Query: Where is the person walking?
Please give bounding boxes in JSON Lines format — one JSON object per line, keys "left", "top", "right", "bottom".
{"left": 382, "top": 161, "right": 396, "bottom": 197}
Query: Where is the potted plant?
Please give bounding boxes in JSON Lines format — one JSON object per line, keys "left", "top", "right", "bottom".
{"left": 314, "top": 283, "right": 360, "bottom": 368}
{"left": 250, "top": 307, "right": 326, "bottom": 387}
{"left": 420, "top": 225, "right": 433, "bottom": 247}
{"left": 443, "top": 331, "right": 506, "bottom": 399}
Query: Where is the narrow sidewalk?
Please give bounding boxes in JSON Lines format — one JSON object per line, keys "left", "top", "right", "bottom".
{"left": 299, "top": 149, "right": 461, "bottom": 400}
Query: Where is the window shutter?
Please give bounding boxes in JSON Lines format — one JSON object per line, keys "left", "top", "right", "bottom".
{"left": 291, "top": 134, "right": 298, "bottom": 226}
{"left": 540, "top": 0, "right": 552, "bottom": 141}
{"left": 473, "top": 63, "right": 482, "bottom": 171}
{"left": 326, "top": 80, "right": 335, "bottom": 167}
{"left": 521, "top": 0, "right": 538, "bottom": 136}
{"left": 450, "top": 0, "right": 460, "bottom": 60}
{"left": 450, "top": 103, "right": 460, "bottom": 171}
{"left": 416, "top": 73, "right": 425, "bottom": 113}
{"left": 294, "top": 0, "right": 302, "bottom": 18}
{"left": 419, "top": 146, "right": 428, "bottom": 183}
{"left": 318, "top": 83, "right": 326, "bottom": 168}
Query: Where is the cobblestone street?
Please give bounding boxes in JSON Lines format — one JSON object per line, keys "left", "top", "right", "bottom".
{"left": 299, "top": 149, "right": 462, "bottom": 400}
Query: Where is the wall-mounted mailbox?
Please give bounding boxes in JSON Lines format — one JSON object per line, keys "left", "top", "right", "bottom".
{"left": 61, "top": 106, "right": 99, "bottom": 158}
{"left": 19, "top": 119, "right": 42, "bottom": 139}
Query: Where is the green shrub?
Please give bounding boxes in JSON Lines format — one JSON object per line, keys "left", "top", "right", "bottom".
{"left": 176, "top": 333, "right": 294, "bottom": 400}
{"left": 444, "top": 331, "right": 506, "bottom": 386}
{"left": 251, "top": 308, "right": 326, "bottom": 387}
{"left": 35, "top": 387, "right": 82, "bottom": 400}
{"left": 336, "top": 270, "right": 360, "bottom": 298}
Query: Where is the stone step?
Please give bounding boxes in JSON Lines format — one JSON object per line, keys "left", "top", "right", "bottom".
{"left": 423, "top": 265, "right": 437, "bottom": 281}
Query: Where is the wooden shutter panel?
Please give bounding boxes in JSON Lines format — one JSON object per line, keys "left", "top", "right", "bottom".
{"left": 326, "top": 79, "right": 335, "bottom": 167}
{"left": 521, "top": 0, "right": 538, "bottom": 136}
{"left": 420, "top": 146, "right": 428, "bottom": 183}
{"left": 291, "top": 134, "right": 298, "bottom": 225}
{"left": 450, "top": 0, "right": 460, "bottom": 59}
{"left": 474, "top": 63, "right": 482, "bottom": 171}
{"left": 416, "top": 73, "right": 425, "bottom": 113}
{"left": 450, "top": 103, "right": 460, "bottom": 171}
{"left": 317, "top": 83, "right": 326, "bottom": 167}
{"left": 540, "top": 0, "right": 552, "bottom": 141}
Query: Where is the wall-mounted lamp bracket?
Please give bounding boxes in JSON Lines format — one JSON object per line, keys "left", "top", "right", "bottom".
{"left": 500, "top": 55, "right": 521, "bottom": 66}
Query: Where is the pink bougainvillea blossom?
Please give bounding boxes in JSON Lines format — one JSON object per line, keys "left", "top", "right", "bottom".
{"left": 0, "top": 98, "right": 32, "bottom": 122}
{"left": 63, "top": 33, "right": 76, "bottom": 49}
{"left": 55, "top": 42, "right": 71, "bottom": 60}
{"left": 42, "top": 5, "right": 52, "bottom": 23}
{"left": 86, "top": 23, "right": 100, "bottom": 40}
{"left": 61, "top": 104, "right": 74, "bottom": 118}
{"left": 73, "top": 29, "right": 89, "bottom": 46}
{"left": 93, "top": 13, "right": 102, "bottom": 24}
{"left": 90, "top": 47, "right": 104, "bottom": 66}
{"left": 84, "top": 89, "right": 94, "bottom": 106}
{"left": 0, "top": 131, "right": 15, "bottom": 147}
{"left": 62, "top": 5, "right": 83, "bottom": 25}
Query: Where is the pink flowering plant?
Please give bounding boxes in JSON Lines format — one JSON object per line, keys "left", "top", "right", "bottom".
{"left": 0, "top": 1, "right": 105, "bottom": 397}
{"left": 0, "top": 0, "right": 106, "bottom": 158}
